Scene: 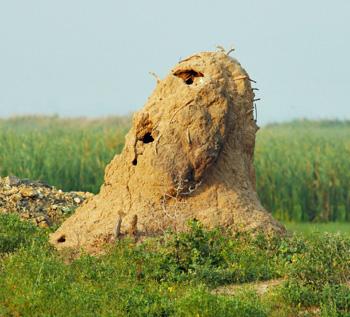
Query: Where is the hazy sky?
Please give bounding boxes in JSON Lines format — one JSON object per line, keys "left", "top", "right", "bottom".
{"left": 0, "top": 1, "right": 349, "bottom": 124}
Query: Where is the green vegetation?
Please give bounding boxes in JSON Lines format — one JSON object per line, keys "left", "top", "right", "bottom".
{"left": 256, "top": 120, "right": 350, "bottom": 222}
{"left": 1, "top": 117, "right": 350, "bottom": 222}
{"left": 1, "top": 117, "right": 349, "bottom": 315}
{"left": 1, "top": 214, "right": 349, "bottom": 316}
{"left": 0, "top": 116, "right": 130, "bottom": 193}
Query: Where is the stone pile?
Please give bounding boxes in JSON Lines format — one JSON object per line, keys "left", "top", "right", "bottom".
{"left": 0, "top": 176, "right": 93, "bottom": 227}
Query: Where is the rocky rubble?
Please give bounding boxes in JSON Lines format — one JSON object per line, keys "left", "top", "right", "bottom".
{"left": 0, "top": 176, "right": 93, "bottom": 227}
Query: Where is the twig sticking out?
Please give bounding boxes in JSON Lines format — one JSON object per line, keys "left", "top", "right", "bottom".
{"left": 254, "top": 103, "right": 258, "bottom": 123}
{"left": 128, "top": 214, "right": 138, "bottom": 237}
{"left": 149, "top": 71, "right": 160, "bottom": 83}
{"left": 114, "top": 216, "right": 122, "bottom": 239}
{"left": 233, "top": 75, "right": 247, "bottom": 81}
{"left": 226, "top": 47, "right": 235, "bottom": 55}
{"left": 233, "top": 75, "right": 257, "bottom": 84}
{"left": 186, "top": 129, "right": 191, "bottom": 145}
{"left": 154, "top": 134, "right": 161, "bottom": 155}
{"left": 216, "top": 45, "right": 226, "bottom": 53}
{"left": 216, "top": 45, "right": 235, "bottom": 55}
{"left": 170, "top": 99, "right": 194, "bottom": 123}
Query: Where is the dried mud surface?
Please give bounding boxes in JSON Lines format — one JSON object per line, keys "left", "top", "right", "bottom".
{"left": 51, "top": 51, "right": 286, "bottom": 253}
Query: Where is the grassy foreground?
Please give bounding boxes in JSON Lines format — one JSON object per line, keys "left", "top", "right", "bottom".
{"left": 1, "top": 116, "right": 350, "bottom": 222}
{"left": 1, "top": 214, "right": 350, "bottom": 316}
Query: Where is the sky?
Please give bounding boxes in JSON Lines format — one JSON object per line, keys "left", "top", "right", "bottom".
{"left": 0, "top": 1, "right": 349, "bottom": 125}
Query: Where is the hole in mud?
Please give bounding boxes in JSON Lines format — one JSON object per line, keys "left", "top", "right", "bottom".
{"left": 173, "top": 69, "right": 204, "bottom": 85}
{"left": 132, "top": 158, "right": 138, "bottom": 166}
{"left": 185, "top": 78, "right": 193, "bottom": 85}
{"left": 142, "top": 132, "right": 154, "bottom": 143}
{"left": 57, "top": 235, "right": 66, "bottom": 243}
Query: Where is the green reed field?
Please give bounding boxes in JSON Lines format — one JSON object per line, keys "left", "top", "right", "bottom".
{"left": 1, "top": 116, "right": 349, "bottom": 223}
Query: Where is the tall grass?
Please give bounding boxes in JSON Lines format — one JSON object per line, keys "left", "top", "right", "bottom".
{"left": 0, "top": 116, "right": 129, "bottom": 193}
{"left": 0, "top": 116, "right": 349, "bottom": 222}
{"left": 255, "top": 120, "right": 350, "bottom": 222}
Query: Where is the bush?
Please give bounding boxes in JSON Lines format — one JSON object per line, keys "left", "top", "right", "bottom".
{"left": 281, "top": 233, "right": 350, "bottom": 311}
{"left": 0, "top": 213, "right": 47, "bottom": 254}
{"left": 1, "top": 217, "right": 350, "bottom": 316}
{"left": 287, "top": 233, "right": 350, "bottom": 287}
{"left": 174, "top": 287, "right": 267, "bottom": 317}
{"left": 133, "top": 221, "right": 281, "bottom": 286}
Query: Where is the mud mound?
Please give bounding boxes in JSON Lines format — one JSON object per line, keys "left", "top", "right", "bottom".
{"left": 0, "top": 176, "right": 93, "bottom": 227}
{"left": 51, "top": 51, "right": 285, "bottom": 253}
